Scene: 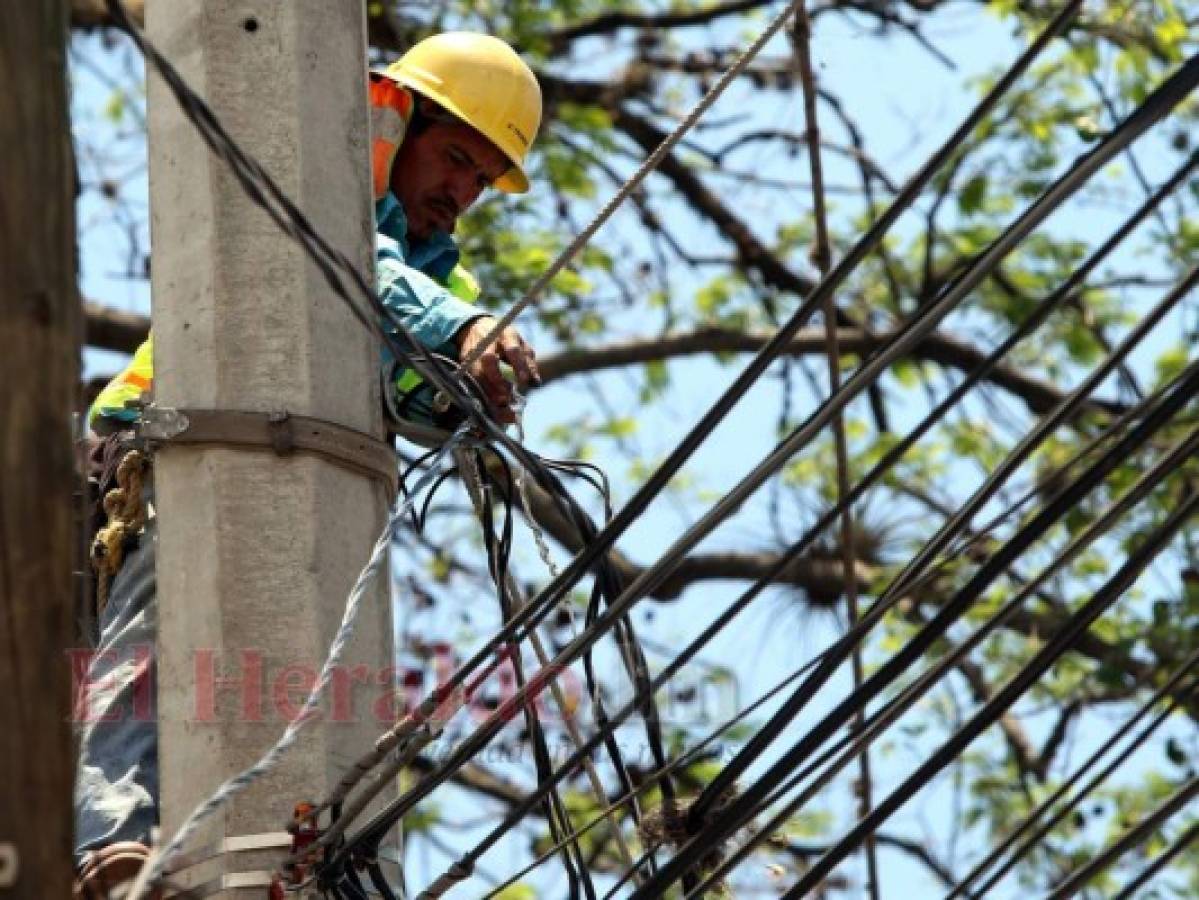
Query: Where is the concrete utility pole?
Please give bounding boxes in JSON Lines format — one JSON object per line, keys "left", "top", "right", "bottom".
{"left": 0, "top": 1, "right": 78, "bottom": 897}
{"left": 146, "top": 3, "right": 395, "bottom": 893}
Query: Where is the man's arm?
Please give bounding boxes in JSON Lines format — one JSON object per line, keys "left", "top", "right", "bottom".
{"left": 377, "top": 236, "right": 539, "bottom": 423}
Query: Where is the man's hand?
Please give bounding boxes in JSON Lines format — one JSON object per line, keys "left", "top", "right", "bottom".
{"left": 454, "top": 316, "right": 541, "bottom": 424}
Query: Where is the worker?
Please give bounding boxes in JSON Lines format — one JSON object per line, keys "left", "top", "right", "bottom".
{"left": 73, "top": 32, "right": 543, "bottom": 897}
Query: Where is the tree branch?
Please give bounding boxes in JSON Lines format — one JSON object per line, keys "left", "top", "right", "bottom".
{"left": 542, "top": 0, "right": 778, "bottom": 52}
{"left": 83, "top": 300, "right": 147, "bottom": 353}
{"left": 83, "top": 299, "right": 1124, "bottom": 421}
{"left": 536, "top": 326, "right": 1124, "bottom": 417}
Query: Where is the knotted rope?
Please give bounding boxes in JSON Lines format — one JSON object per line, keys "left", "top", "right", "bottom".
{"left": 91, "top": 449, "right": 150, "bottom": 613}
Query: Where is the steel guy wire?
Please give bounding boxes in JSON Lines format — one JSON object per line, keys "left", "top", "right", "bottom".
{"left": 303, "top": 0, "right": 1086, "bottom": 839}
{"left": 126, "top": 427, "right": 471, "bottom": 897}
{"left": 956, "top": 664, "right": 1199, "bottom": 897}
{"left": 458, "top": 0, "right": 811, "bottom": 373}
{"left": 777, "top": 489, "right": 1199, "bottom": 898}
{"left": 683, "top": 54, "right": 1199, "bottom": 833}
{"left": 1109, "top": 819, "right": 1199, "bottom": 900}
{"left": 681, "top": 414, "right": 1199, "bottom": 897}
{"left": 634, "top": 299, "right": 1199, "bottom": 898}
{"left": 1042, "top": 773, "right": 1199, "bottom": 899}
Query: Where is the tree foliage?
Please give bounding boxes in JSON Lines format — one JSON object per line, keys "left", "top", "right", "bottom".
{"left": 72, "top": 0, "right": 1199, "bottom": 895}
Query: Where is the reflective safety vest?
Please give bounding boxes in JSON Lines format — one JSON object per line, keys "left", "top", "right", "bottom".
{"left": 89, "top": 336, "right": 154, "bottom": 428}
{"left": 89, "top": 77, "right": 483, "bottom": 430}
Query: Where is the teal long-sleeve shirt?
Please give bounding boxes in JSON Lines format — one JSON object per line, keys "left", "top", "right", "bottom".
{"left": 375, "top": 191, "right": 483, "bottom": 359}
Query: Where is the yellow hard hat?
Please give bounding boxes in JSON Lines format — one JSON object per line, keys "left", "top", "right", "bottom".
{"left": 383, "top": 32, "right": 542, "bottom": 194}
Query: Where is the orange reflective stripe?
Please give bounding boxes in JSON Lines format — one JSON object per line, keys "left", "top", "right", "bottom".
{"left": 368, "top": 76, "right": 414, "bottom": 200}
{"left": 119, "top": 371, "right": 152, "bottom": 391}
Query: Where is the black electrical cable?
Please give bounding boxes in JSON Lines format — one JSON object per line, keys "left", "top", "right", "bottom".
{"left": 682, "top": 413, "right": 1199, "bottom": 897}
{"left": 1043, "top": 774, "right": 1199, "bottom": 900}
{"left": 960, "top": 669, "right": 1199, "bottom": 897}
{"left": 633, "top": 332, "right": 1199, "bottom": 898}
{"left": 688, "top": 434, "right": 1199, "bottom": 897}
{"left": 342, "top": 249, "right": 1198, "bottom": 892}
{"left": 340, "top": 294, "right": 1198, "bottom": 888}
{"left": 1110, "top": 819, "right": 1199, "bottom": 900}
{"left": 366, "top": 862, "right": 399, "bottom": 900}
{"left": 346, "top": 341, "right": 1158, "bottom": 887}
{"left": 778, "top": 492, "right": 1199, "bottom": 899}
{"left": 351, "top": 339, "right": 1174, "bottom": 892}
{"left": 477, "top": 445, "right": 662, "bottom": 848}
{"left": 478, "top": 649, "right": 830, "bottom": 900}
{"left": 476, "top": 448, "right": 594, "bottom": 900}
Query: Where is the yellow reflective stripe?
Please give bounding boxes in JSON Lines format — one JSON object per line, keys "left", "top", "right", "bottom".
{"left": 394, "top": 368, "right": 424, "bottom": 394}
{"left": 446, "top": 264, "right": 480, "bottom": 302}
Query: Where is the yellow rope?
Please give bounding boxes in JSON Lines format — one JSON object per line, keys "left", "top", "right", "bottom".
{"left": 91, "top": 450, "right": 150, "bottom": 614}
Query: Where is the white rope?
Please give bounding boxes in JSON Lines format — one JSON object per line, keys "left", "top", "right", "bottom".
{"left": 129, "top": 427, "right": 471, "bottom": 899}
{"left": 457, "top": 0, "right": 805, "bottom": 371}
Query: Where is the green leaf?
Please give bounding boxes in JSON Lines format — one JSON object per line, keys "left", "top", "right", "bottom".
{"left": 103, "top": 91, "right": 126, "bottom": 124}
{"left": 1155, "top": 344, "right": 1189, "bottom": 386}
{"left": 958, "top": 174, "right": 988, "bottom": 215}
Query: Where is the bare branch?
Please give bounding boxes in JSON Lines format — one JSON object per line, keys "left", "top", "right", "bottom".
{"left": 955, "top": 655, "right": 1044, "bottom": 782}
{"left": 84, "top": 300, "right": 147, "bottom": 353}
{"left": 542, "top": 0, "right": 778, "bottom": 52}
{"left": 536, "top": 326, "right": 1125, "bottom": 417}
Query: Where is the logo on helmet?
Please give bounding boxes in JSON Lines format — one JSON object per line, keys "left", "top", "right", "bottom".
{"left": 507, "top": 122, "right": 530, "bottom": 149}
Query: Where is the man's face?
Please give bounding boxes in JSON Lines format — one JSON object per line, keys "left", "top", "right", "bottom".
{"left": 390, "top": 107, "right": 510, "bottom": 240}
